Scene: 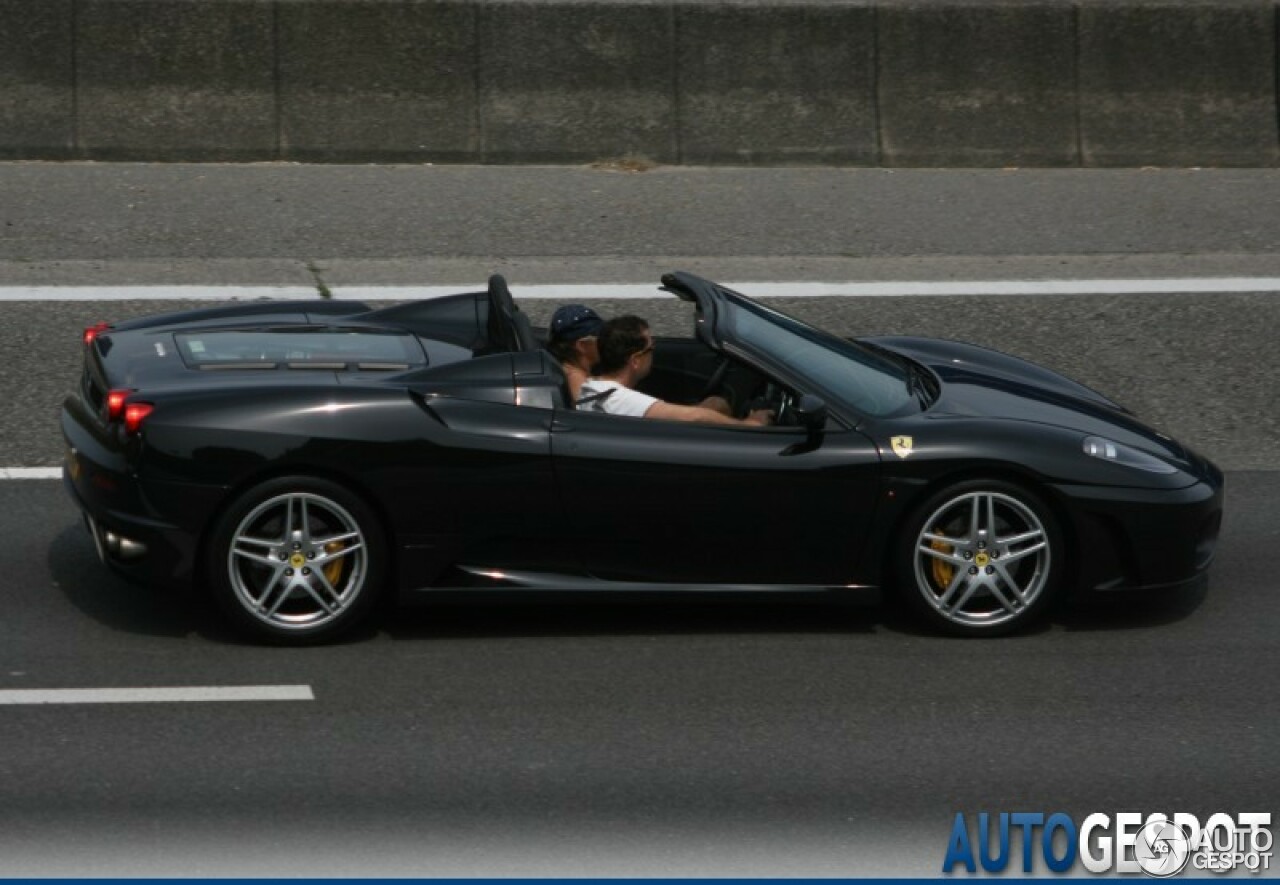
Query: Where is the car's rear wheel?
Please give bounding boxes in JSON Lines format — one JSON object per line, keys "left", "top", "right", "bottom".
{"left": 209, "top": 476, "right": 386, "bottom": 644}
{"left": 898, "top": 480, "right": 1062, "bottom": 636}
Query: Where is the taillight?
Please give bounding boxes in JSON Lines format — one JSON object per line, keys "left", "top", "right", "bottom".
{"left": 83, "top": 322, "right": 112, "bottom": 345}
{"left": 123, "top": 403, "right": 154, "bottom": 435}
{"left": 106, "top": 389, "right": 131, "bottom": 421}
{"left": 106, "top": 389, "right": 149, "bottom": 434}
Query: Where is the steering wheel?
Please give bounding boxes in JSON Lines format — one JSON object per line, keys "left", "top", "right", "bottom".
{"left": 698, "top": 356, "right": 732, "bottom": 402}
{"left": 761, "top": 382, "right": 795, "bottom": 425}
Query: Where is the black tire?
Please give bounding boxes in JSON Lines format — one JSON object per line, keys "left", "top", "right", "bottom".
{"left": 896, "top": 479, "right": 1063, "bottom": 637}
{"left": 207, "top": 475, "right": 387, "bottom": 644}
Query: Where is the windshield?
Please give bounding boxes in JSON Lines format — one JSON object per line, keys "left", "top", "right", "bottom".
{"left": 723, "top": 297, "right": 914, "bottom": 417}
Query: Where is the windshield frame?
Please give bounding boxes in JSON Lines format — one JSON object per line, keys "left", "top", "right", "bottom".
{"left": 712, "top": 284, "right": 922, "bottom": 423}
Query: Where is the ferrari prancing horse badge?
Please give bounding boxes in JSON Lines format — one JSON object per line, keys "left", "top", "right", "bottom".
{"left": 891, "top": 436, "right": 914, "bottom": 459}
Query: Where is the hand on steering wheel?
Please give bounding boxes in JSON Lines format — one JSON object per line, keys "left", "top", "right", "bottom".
{"left": 761, "top": 382, "right": 794, "bottom": 425}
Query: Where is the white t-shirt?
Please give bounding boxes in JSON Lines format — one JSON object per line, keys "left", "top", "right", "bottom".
{"left": 576, "top": 378, "right": 658, "bottom": 418}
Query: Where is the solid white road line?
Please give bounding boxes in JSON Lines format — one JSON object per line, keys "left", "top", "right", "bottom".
{"left": 695, "top": 278, "right": 1280, "bottom": 298}
{"left": 0, "top": 285, "right": 319, "bottom": 302}
{"left": 0, "top": 468, "right": 61, "bottom": 480}
{"left": 0, "top": 685, "right": 315, "bottom": 705}
{"left": 3, "top": 278, "right": 1280, "bottom": 302}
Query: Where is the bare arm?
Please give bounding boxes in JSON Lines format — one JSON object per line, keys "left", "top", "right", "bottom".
{"left": 563, "top": 365, "right": 587, "bottom": 403}
{"left": 698, "top": 395, "right": 733, "bottom": 416}
{"left": 645, "top": 400, "right": 772, "bottom": 427}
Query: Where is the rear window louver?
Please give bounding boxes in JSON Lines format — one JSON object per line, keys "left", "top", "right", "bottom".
{"left": 193, "top": 361, "right": 414, "bottom": 372}
{"left": 198, "top": 362, "right": 280, "bottom": 371}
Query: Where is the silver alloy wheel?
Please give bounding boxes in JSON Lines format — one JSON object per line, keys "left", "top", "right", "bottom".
{"left": 912, "top": 491, "right": 1051, "bottom": 629}
{"left": 226, "top": 492, "right": 368, "bottom": 632}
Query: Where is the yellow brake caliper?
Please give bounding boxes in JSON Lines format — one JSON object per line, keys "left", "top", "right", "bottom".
{"left": 323, "top": 540, "right": 346, "bottom": 586}
{"left": 930, "top": 529, "right": 955, "bottom": 589}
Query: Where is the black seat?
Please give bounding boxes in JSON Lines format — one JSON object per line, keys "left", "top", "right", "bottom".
{"left": 487, "top": 274, "right": 536, "bottom": 352}
{"left": 511, "top": 310, "right": 536, "bottom": 352}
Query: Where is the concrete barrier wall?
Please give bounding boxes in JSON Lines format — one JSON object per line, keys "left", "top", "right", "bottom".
{"left": 0, "top": 0, "right": 75, "bottom": 160}
{"left": 1, "top": 0, "right": 1277, "bottom": 166}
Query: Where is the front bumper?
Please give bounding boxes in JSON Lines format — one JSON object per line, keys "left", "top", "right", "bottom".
{"left": 1054, "top": 465, "right": 1225, "bottom": 593}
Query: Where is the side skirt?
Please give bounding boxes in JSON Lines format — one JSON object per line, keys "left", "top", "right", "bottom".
{"left": 402, "top": 565, "right": 881, "bottom": 603}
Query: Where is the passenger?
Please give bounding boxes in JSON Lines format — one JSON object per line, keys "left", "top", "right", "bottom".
{"left": 578, "top": 316, "right": 773, "bottom": 427}
{"left": 547, "top": 304, "right": 604, "bottom": 403}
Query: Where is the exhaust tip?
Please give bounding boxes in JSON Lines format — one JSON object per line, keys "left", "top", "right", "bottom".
{"left": 100, "top": 529, "right": 147, "bottom": 561}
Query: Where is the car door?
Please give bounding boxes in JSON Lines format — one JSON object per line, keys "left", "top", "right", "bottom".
{"left": 550, "top": 408, "right": 883, "bottom": 585}
{"left": 398, "top": 354, "right": 571, "bottom": 577}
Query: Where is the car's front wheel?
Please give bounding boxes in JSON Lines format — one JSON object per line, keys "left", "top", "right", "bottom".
{"left": 898, "top": 480, "right": 1062, "bottom": 636}
{"left": 208, "top": 476, "right": 386, "bottom": 644}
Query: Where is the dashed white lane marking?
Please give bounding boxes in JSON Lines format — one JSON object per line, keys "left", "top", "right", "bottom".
{"left": 0, "top": 468, "right": 61, "bottom": 480}
{"left": 2, "top": 278, "right": 1280, "bottom": 302}
{"left": 0, "top": 685, "right": 315, "bottom": 705}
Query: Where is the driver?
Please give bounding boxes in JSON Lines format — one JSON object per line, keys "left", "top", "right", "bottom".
{"left": 577, "top": 316, "right": 773, "bottom": 427}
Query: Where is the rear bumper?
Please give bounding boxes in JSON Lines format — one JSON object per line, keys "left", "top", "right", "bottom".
{"left": 63, "top": 462, "right": 196, "bottom": 587}
{"left": 62, "top": 401, "right": 223, "bottom": 587}
{"left": 1054, "top": 465, "right": 1224, "bottom": 593}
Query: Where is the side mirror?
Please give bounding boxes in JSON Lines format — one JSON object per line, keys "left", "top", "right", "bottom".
{"left": 795, "top": 394, "right": 827, "bottom": 433}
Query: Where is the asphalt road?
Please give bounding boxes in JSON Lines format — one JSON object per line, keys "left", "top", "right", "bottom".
{"left": 3, "top": 163, "right": 1279, "bottom": 469}
{"left": 1, "top": 163, "right": 1277, "bottom": 876}
{"left": 0, "top": 473, "right": 1276, "bottom": 877}
{"left": 3, "top": 164, "right": 1280, "bottom": 286}
{"left": 4, "top": 165, "right": 1280, "bottom": 266}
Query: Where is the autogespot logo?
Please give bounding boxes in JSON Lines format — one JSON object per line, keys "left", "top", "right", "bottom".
{"left": 1133, "top": 819, "right": 1192, "bottom": 877}
{"left": 942, "top": 811, "right": 1273, "bottom": 876}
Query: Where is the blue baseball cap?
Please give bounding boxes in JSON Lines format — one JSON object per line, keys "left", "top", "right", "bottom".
{"left": 549, "top": 304, "right": 603, "bottom": 341}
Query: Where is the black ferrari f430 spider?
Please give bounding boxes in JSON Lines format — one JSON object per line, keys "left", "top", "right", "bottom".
{"left": 62, "top": 273, "right": 1223, "bottom": 642}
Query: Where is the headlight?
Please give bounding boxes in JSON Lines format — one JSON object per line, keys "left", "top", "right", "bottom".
{"left": 1083, "top": 436, "right": 1177, "bottom": 474}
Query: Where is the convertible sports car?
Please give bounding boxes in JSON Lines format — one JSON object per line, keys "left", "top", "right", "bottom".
{"left": 62, "top": 272, "right": 1223, "bottom": 642}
